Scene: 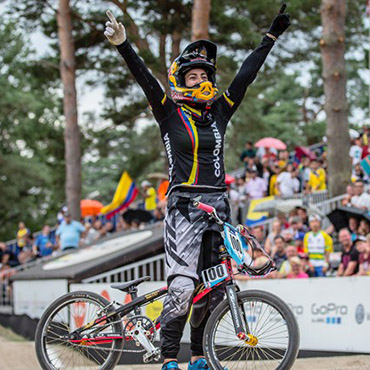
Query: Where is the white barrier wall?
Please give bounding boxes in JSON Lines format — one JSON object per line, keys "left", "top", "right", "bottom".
{"left": 13, "top": 276, "right": 370, "bottom": 353}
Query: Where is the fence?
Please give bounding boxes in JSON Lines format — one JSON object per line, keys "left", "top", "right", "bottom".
{"left": 82, "top": 253, "right": 166, "bottom": 284}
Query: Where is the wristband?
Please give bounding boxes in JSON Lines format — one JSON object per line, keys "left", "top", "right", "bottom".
{"left": 266, "top": 33, "right": 277, "bottom": 41}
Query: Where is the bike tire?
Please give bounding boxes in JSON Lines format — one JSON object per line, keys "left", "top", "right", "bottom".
{"left": 35, "top": 291, "right": 123, "bottom": 370}
{"left": 203, "top": 289, "right": 299, "bottom": 370}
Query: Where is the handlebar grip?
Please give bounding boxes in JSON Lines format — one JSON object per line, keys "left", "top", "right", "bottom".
{"left": 194, "top": 201, "right": 215, "bottom": 214}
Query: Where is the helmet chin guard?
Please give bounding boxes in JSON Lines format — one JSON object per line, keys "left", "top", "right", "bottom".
{"left": 168, "top": 40, "right": 218, "bottom": 104}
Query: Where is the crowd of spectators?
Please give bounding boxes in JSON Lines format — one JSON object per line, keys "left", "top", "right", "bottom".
{"left": 2, "top": 127, "right": 370, "bottom": 282}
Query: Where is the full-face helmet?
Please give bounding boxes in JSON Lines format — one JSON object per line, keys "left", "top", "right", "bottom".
{"left": 168, "top": 39, "right": 218, "bottom": 104}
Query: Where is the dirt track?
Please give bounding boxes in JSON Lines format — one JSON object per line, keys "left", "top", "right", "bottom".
{"left": 1, "top": 333, "right": 370, "bottom": 370}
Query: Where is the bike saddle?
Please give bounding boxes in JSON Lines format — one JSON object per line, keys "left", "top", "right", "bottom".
{"left": 111, "top": 276, "right": 151, "bottom": 293}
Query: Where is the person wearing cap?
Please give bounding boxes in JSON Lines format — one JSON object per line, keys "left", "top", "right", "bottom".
{"left": 303, "top": 214, "right": 333, "bottom": 277}
{"left": 337, "top": 228, "right": 360, "bottom": 276}
{"left": 141, "top": 180, "right": 157, "bottom": 212}
{"left": 55, "top": 212, "right": 85, "bottom": 251}
{"left": 245, "top": 166, "right": 267, "bottom": 200}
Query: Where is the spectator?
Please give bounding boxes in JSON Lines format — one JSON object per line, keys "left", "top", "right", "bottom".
{"left": 351, "top": 180, "right": 370, "bottom": 210}
{"left": 250, "top": 226, "right": 265, "bottom": 247}
{"left": 0, "top": 242, "right": 19, "bottom": 269}
{"left": 348, "top": 216, "right": 359, "bottom": 240}
{"left": 341, "top": 184, "right": 354, "bottom": 206}
{"left": 276, "top": 163, "right": 300, "bottom": 197}
{"left": 240, "top": 141, "right": 256, "bottom": 164}
{"left": 298, "top": 157, "right": 311, "bottom": 192}
{"left": 352, "top": 163, "right": 368, "bottom": 183}
{"left": 278, "top": 245, "right": 298, "bottom": 278}
{"left": 84, "top": 219, "right": 103, "bottom": 244}
{"left": 286, "top": 256, "right": 309, "bottom": 279}
{"left": 361, "top": 125, "right": 370, "bottom": 147}
{"left": 303, "top": 214, "right": 333, "bottom": 277}
{"left": 235, "top": 175, "right": 248, "bottom": 224}
{"left": 299, "top": 252, "right": 315, "bottom": 277}
{"left": 349, "top": 138, "right": 363, "bottom": 166}
{"left": 261, "top": 158, "right": 271, "bottom": 187}
{"left": 268, "top": 163, "right": 281, "bottom": 196}
{"left": 57, "top": 206, "right": 68, "bottom": 225}
{"left": 154, "top": 206, "right": 165, "bottom": 222}
{"left": 271, "top": 235, "right": 287, "bottom": 270}
{"left": 290, "top": 216, "right": 306, "bottom": 251}
{"left": 32, "top": 225, "right": 56, "bottom": 258}
{"left": 336, "top": 229, "right": 360, "bottom": 276}
{"left": 306, "top": 159, "right": 326, "bottom": 192}
{"left": 245, "top": 166, "right": 267, "bottom": 200}
{"left": 16, "top": 221, "right": 30, "bottom": 251}
{"left": 296, "top": 206, "right": 309, "bottom": 227}
{"left": 55, "top": 212, "right": 85, "bottom": 251}
{"left": 358, "top": 233, "right": 370, "bottom": 275}
{"left": 264, "top": 220, "right": 282, "bottom": 255}
{"left": 358, "top": 219, "right": 370, "bottom": 236}
{"left": 141, "top": 180, "right": 157, "bottom": 212}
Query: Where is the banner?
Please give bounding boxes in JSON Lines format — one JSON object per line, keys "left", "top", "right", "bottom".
{"left": 246, "top": 196, "right": 274, "bottom": 226}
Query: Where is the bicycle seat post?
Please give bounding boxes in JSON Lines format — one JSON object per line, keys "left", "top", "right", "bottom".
{"left": 128, "top": 287, "right": 141, "bottom": 315}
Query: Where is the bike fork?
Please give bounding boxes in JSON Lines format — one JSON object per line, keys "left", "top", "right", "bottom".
{"left": 225, "top": 285, "right": 250, "bottom": 341}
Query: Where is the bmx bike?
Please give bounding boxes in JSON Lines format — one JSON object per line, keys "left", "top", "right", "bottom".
{"left": 35, "top": 199, "right": 299, "bottom": 370}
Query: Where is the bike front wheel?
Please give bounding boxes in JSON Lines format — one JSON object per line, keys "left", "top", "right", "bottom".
{"left": 203, "top": 289, "right": 299, "bottom": 370}
{"left": 35, "top": 291, "right": 123, "bottom": 370}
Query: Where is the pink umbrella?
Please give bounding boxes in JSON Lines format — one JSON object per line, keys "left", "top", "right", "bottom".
{"left": 254, "top": 137, "right": 287, "bottom": 150}
{"left": 225, "top": 173, "right": 235, "bottom": 185}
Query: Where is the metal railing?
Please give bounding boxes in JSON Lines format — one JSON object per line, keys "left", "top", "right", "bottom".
{"left": 82, "top": 253, "right": 166, "bottom": 284}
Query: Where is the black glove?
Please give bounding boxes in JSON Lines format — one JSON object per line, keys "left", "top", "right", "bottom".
{"left": 267, "top": 3, "right": 291, "bottom": 38}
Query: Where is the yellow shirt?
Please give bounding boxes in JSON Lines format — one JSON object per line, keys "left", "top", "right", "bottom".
{"left": 307, "top": 168, "right": 326, "bottom": 191}
{"left": 269, "top": 174, "right": 279, "bottom": 196}
{"left": 17, "top": 228, "right": 28, "bottom": 248}
{"left": 303, "top": 230, "right": 333, "bottom": 267}
{"left": 145, "top": 187, "right": 157, "bottom": 211}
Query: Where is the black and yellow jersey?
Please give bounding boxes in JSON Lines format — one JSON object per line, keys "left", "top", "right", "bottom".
{"left": 117, "top": 36, "right": 275, "bottom": 195}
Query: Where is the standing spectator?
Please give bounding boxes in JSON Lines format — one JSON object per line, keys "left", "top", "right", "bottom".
{"left": 268, "top": 163, "right": 281, "bottom": 196}
{"left": 351, "top": 180, "right": 370, "bottom": 210}
{"left": 276, "top": 163, "right": 300, "bottom": 197}
{"left": 16, "top": 222, "right": 30, "bottom": 251}
{"left": 32, "top": 225, "right": 56, "bottom": 258}
{"left": 349, "top": 138, "right": 363, "bottom": 166}
{"left": 296, "top": 206, "right": 309, "bottom": 227}
{"left": 306, "top": 159, "right": 326, "bottom": 192}
{"left": 0, "top": 242, "right": 19, "bottom": 268}
{"left": 55, "top": 212, "right": 85, "bottom": 251}
{"left": 286, "top": 257, "right": 309, "bottom": 279}
{"left": 240, "top": 141, "right": 256, "bottom": 164}
{"left": 235, "top": 176, "right": 248, "bottom": 224}
{"left": 352, "top": 163, "right": 368, "bottom": 183}
{"left": 336, "top": 229, "right": 360, "bottom": 276}
{"left": 141, "top": 180, "right": 157, "bottom": 212}
{"left": 261, "top": 158, "right": 271, "bottom": 189}
{"left": 303, "top": 214, "right": 333, "bottom": 277}
{"left": 245, "top": 166, "right": 267, "bottom": 200}
{"left": 271, "top": 235, "right": 287, "bottom": 270}
{"left": 57, "top": 206, "right": 68, "bottom": 225}
{"left": 298, "top": 157, "right": 311, "bottom": 192}
{"left": 84, "top": 219, "right": 104, "bottom": 244}
{"left": 361, "top": 125, "right": 370, "bottom": 147}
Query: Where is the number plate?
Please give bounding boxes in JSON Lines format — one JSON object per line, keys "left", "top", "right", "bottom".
{"left": 201, "top": 263, "right": 228, "bottom": 288}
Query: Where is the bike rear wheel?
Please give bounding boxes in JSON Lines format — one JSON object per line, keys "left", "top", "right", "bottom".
{"left": 35, "top": 291, "right": 123, "bottom": 370}
{"left": 203, "top": 289, "right": 299, "bottom": 370}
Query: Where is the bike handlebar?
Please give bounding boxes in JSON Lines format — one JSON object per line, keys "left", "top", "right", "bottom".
{"left": 193, "top": 200, "right": 215, "bottom": 214}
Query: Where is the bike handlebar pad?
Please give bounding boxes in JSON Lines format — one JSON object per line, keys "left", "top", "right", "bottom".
{"left": 196, "top": 201, "right": 215, "bottom": 214}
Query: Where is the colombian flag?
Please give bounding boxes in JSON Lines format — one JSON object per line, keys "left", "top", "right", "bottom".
{"left": 100, "top": 171, "right": 138, "bottom": 219}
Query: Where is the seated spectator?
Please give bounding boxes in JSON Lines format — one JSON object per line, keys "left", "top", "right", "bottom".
{"left": 358, "top": 219, "right": 370, "bottom": 236}
{"left": 278, "top": 245, "right": 298, "bottom": 278}
{"left": 286, "top": 256, "right": 309, "bottom": 279}
{"left": 357, "top": 234, "right": 370, "bottom": 275}
{"left": 351, "top": 180, "right": 370, "bottom": 210}
{"left": 348, "top": 216, "right": 359, "bottom": 241}
{"left": 306, "top": 159, "right": 326, "bottom": 193}
{"left": 276, "top": 163, "right": 300, "bottom": 197}
{"left": 250, "top": 226, "right": 265, "bottom": 248}
{"left": 32, "top": 225, "right": 56, "bottom": 258}
{"left": 281, "top": 228, "right": 295, "bottom": 246}
{"left": 0, "top": 242, "right": 19, "bottom": 269}
{"left": 141, "top": 180, "right": 157, "bottom": 212}
{"left": 271, "top": 235, "right": 287, "bottom": 270}
{"left": 299, "top": 252, "right": 315, "bottom": 277}
{"left": 341, "top": 184, "right": 354, "bottom": 207}
{"left": 303, "top": 214, "right": 333, "bottom": 277}
{"left": 55, "top": 212, "right": 85, "bottom": 251}
{"left": 336, "top": 229, "right": 360, "bottom": 276}
{"left": 245, "top": 166, "right": 267, "bottom": 200}
{"left": 289, "top": 216, "right": 306, "bottom": 252}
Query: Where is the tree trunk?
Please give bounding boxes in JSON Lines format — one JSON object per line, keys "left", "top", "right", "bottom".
{"left": 320, "top": 0, "right": 351, "bottom": 196}
{"left": 191, "top": 0, "right": 211, "bottom": 41}
{"left": 57, "top": 0, "right": 81, "bottom": 220}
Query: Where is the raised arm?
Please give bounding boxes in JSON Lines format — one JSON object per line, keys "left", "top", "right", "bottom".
{"left": 104, "top": 10, "right": 168, "bottom": 122}
{"left": 217, "top": 4, "right": 291, "bottom": 119}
